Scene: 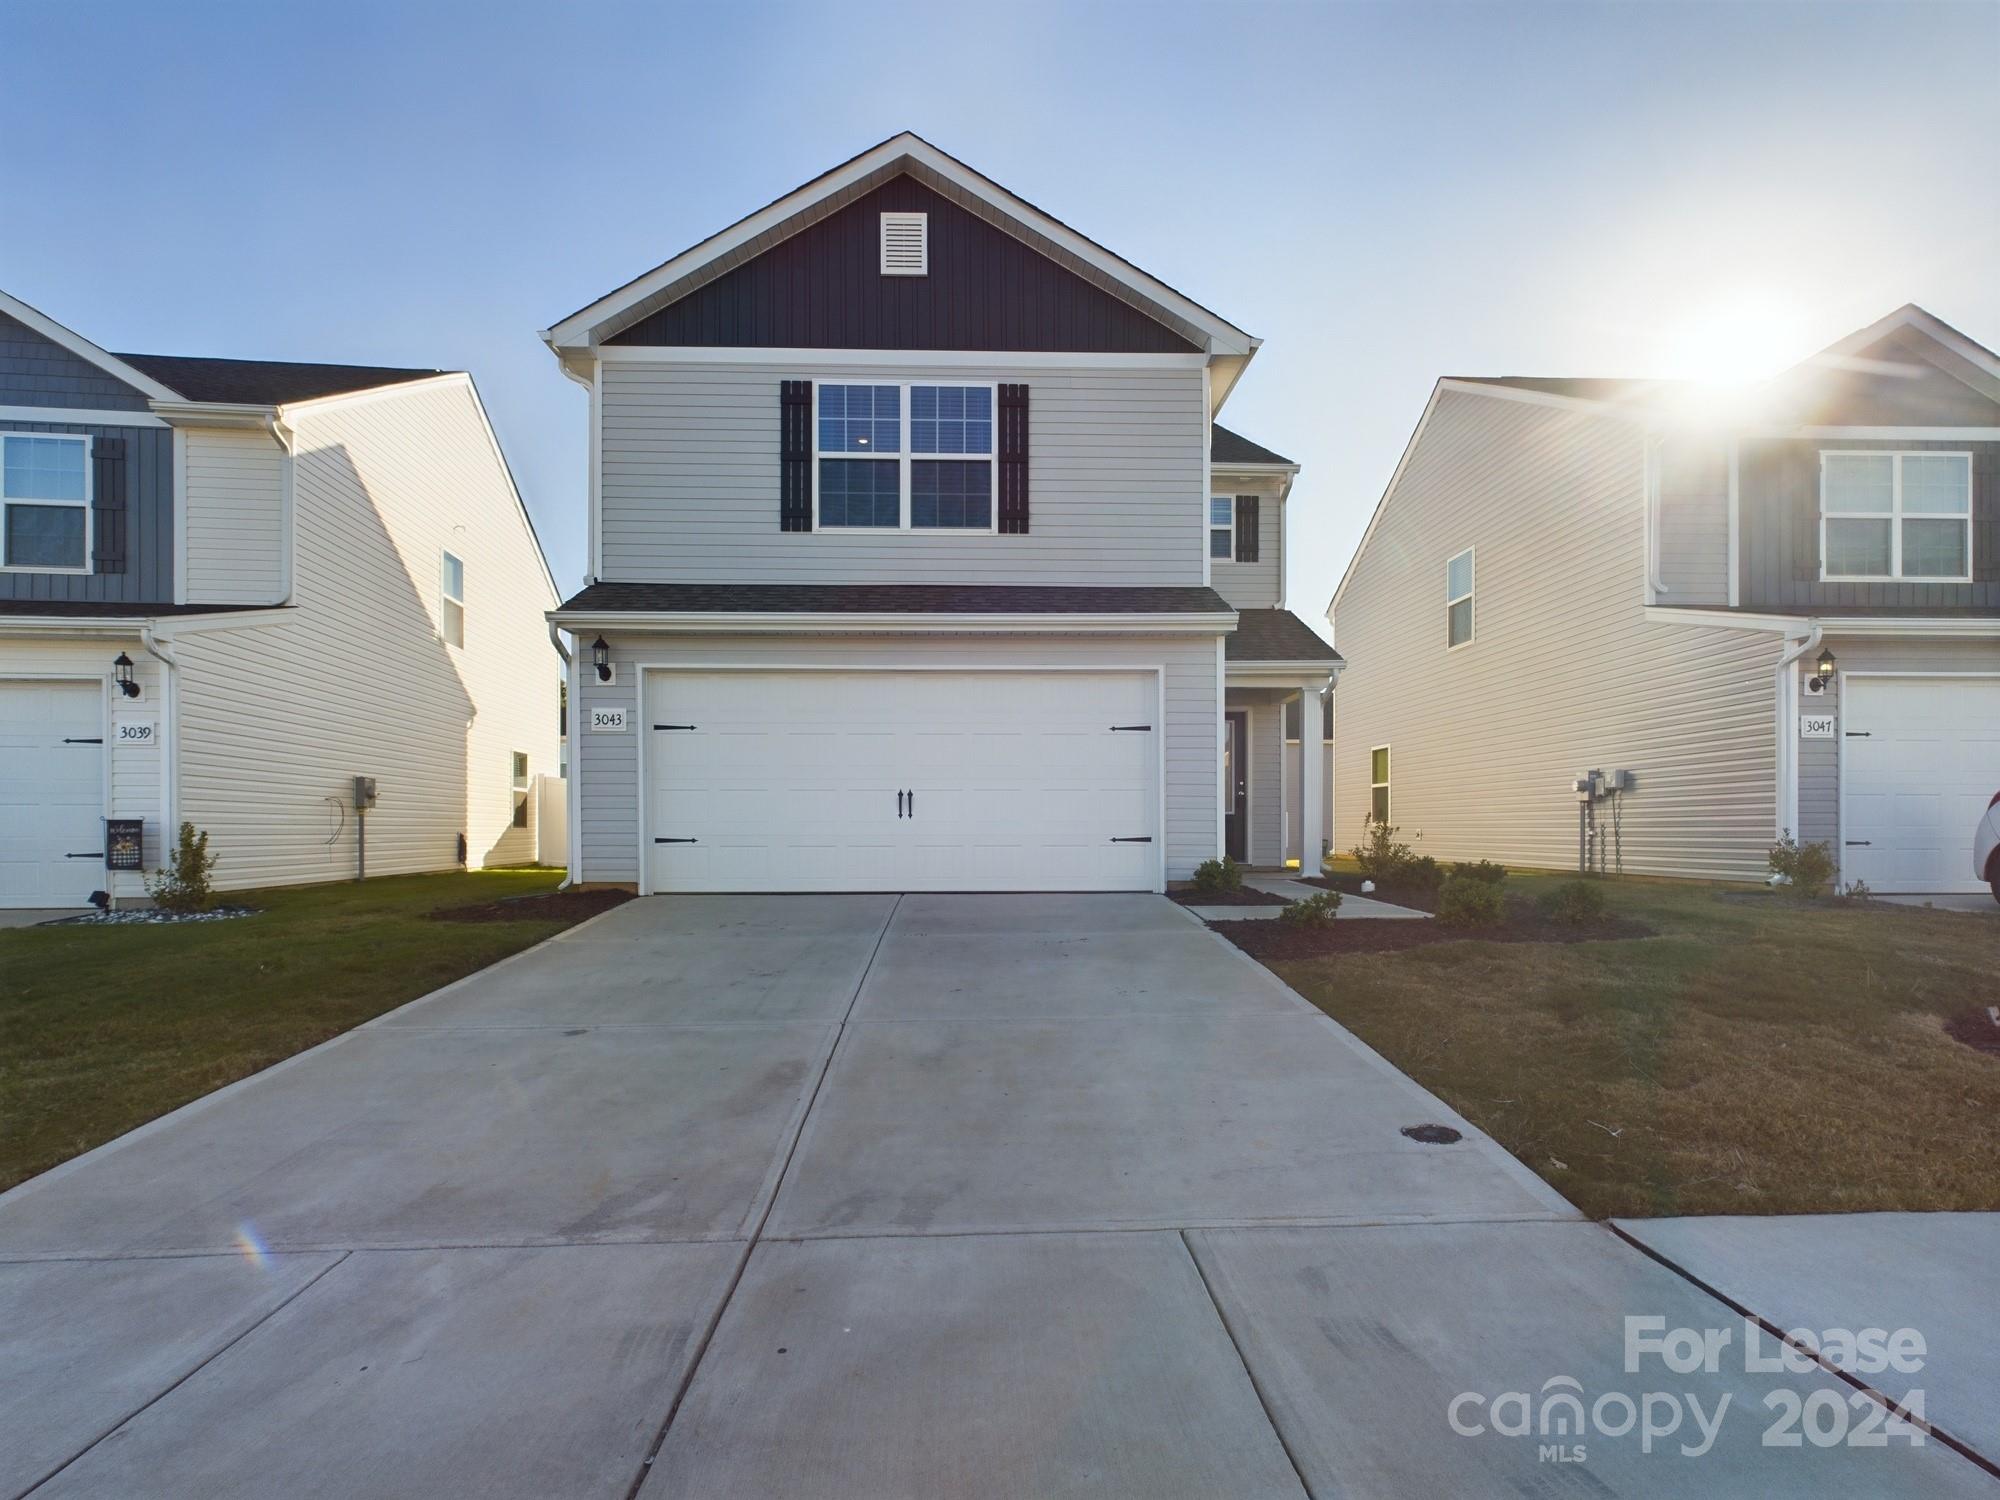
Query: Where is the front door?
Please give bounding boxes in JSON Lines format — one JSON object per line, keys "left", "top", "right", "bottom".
{"left": 1224, "top": 711, "right": 1248, "bottom": 863}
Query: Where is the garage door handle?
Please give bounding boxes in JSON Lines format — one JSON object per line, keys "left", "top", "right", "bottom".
{"left": 1111, "top": 836, "right": 1152, "bottom": 843}
{"left": 907, "top": 790, "right": 915, "bottom": 819}
{"left": 897, "top": 790, "right": 906, "bottom": 818}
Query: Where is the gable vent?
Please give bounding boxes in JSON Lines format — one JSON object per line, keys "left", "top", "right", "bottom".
{"left": 880, "top": 212, "right": 928, "bottom": 276}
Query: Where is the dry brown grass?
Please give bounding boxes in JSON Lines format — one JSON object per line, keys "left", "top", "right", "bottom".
{"left": 1269, "top": 874, "right": 2000, "bottom": 1219}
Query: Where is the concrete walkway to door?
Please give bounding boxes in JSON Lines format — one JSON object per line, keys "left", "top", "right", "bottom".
{"left": 0, "top": 895, "right": 1988, "bottom": 1497}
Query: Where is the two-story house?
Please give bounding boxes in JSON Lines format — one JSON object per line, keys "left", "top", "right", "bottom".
{"left": 0, "top": 289, "right": 562, "bottom": 908}
{"left": 544, "top": 133, "right": 1341, "bottom": 894}
{"left": 1329, "top": 304, "right": 1999, "bottom": 895}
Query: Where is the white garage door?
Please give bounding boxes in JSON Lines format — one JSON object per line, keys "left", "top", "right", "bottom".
{"left": 646, "top": 670, "right": 1159, "bottom": 893}
{"left": 1842, "top": 675, "right": 2000, "bottom": 894}
{"left": 0, "top": 680, "right": 105, "bottom": 907}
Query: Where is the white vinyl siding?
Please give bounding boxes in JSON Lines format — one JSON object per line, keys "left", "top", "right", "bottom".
{"left": 1655, "top": 437, "right": 1731, "bottom": 605}
{"left": 182, "top": 427, "right": 286, "bottom": 605}
{"left": 171, "top": 379, "right": 559, "bottom": 889}
{"left": 576, "top": 631, "right": 1220, "bottom": 885}
{"left": 599, "top": 359, "right": 1206, "bottom": 585}
{"left": 1208, "top": 472, "right": 1283, "bottom": 610}
{"left": 1332, "top": 389, "right": 1782, "bottom": 880}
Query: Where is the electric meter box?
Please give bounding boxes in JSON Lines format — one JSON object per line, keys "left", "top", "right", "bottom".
{"left": 353, "top": 776, "right": 378, "bottom": 811}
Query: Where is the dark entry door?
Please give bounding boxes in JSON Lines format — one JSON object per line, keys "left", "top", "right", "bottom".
{"left": 1224, "top": 711, "right": 1248, "bottom": 863}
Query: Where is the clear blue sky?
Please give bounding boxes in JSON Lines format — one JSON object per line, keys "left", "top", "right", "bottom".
{"left": 5, "top": 0, "right": 1995, "bottom": 615}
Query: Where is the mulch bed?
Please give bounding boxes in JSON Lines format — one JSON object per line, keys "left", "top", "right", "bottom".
{"left": 428, "top": 888, "right": 635, "bottom": 924}
{"left": 1167, "top": 887, "right": 1291, "bottom": 907}
{"left": 1944, "top": 1008, "right": 2000, "bottom": 1057}
{"left": 1220, "top": 906, "right": 1654, "bottom": 959}
{"left": 1301, "top": 873, "right": 1439, "bottom": 913}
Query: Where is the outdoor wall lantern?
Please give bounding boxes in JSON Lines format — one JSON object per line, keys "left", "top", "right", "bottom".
{"left": 112, "top": 652, "right": 140, "bottom": 698}
{"left": 591, "top": 636, "right": 612, "bottom": 683}
{"left": 1809, "top": 648, "right": 1837, "bottom": 693}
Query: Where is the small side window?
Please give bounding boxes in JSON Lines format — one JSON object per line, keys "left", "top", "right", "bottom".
{"left": 1369, "top": 746, "right": 1390, "bottom": 825}
{"left": 441, "top": 551, "right": 466, "bottom": 647}
{"left": 1446, "top": 548, "right": 1473, "bottom": 648}
{"left": 1209, "top": 497, "right": 1235, "bottom": 560}
{"left": 512, "top": 751, "right": 529, "bottom": 829}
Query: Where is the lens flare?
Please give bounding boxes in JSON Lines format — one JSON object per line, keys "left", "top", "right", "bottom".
{"left": 232, "top": 1223, "right": 270, "bottom": 1266}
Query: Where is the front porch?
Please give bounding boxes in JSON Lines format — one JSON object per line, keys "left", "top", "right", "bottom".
{"left": 1223, "top": 675, "right": 1333, "bottom": 872}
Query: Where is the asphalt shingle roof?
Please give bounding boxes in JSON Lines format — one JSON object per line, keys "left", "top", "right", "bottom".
{"left": 114, "top": 353, "right": 445, "bottom": 406}
{"left": 1211, "top": 424, "right": 1294, "bottom": 467}
{"left": 1224, "top": 608, "right": 1342, "bottom": 663}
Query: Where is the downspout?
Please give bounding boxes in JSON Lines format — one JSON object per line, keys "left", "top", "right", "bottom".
{"left": 1644, "top": 431, "right": 1669, "bottom": 601}
{"left": 265, "top": 411, "right": 298, "bottom": 606}
{"left": 549, "top": 620, "right": 580, "bottom": 889}
{"left": 140, "top": 624, "right": 180, "bottom": 866}
{"left": 1773, "top": 625, "right": 1822, "bottom": 840}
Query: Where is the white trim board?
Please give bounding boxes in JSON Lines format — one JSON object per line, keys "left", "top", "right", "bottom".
{"left": 1643, "top": 606, "right": 2000, "bottom": 638}
{"left": 552, "top": 610, "right": 1238, "bottom": 635}
{"left": 0, "top": 404, "right": 168, "bottom": 429}
{"left": 591, "top": 346, "right": 1205, "bottom": 370}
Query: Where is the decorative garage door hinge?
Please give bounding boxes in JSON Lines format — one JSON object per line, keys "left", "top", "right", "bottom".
{"left": 1845, "top": 840, "right": 1871, "bottom": 847}
{"left": 654, "top": 837, "right": 698, "bottom": 844}
{"left": 63, "top": 737, "right": 103, "bottom": 744}
{"left": 1110, "top": 836, "right": 1153, "bottom": 843}
{"left": 653, "top": 723, "right": 697, "bottom": 731}
{"left": 1844, "top": 731, "right": 1871, "bottom": 737}
{"left": 1109, "top": 724, "right": 1152, "bottom": 732}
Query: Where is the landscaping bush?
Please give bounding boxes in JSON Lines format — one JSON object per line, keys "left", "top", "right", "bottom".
{"left": 1436, "top": 870, "right": 1506, "bottom": 928}
{"left": 1190, "top": 856, "right": 1245, "bottom": 896}
{"left": 148, "top": 822, "right": 219, "bottom": 914}
{"left": 1278, "top": 890, "right": 1342, "bottom": 928}
{"left": 1350, "top": 820, "right": 1416, "bottom": 884}
{"left": 1538, "top": 879, "right": 1606, "bottom": 925}
{"left": 1399, "top": 854, "right": 1444, "bottom": 896}
{"left": 1449, "top": 860, "right": 1509, "bottom": 887}
{"left": 1768, "top": 833, "right": 1836, "bottom": 899}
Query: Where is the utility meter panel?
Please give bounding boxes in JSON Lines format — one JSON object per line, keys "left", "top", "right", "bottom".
{"left": 353, "top": 776, "right": 379, "bottom": 810}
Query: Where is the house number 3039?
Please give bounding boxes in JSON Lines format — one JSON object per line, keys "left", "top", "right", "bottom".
{"left": 116, "top": 722, "right": 156, "bottom": 744}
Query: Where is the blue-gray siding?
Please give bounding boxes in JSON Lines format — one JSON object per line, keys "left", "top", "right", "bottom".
{"left": 0, "top": 312, "right": 150, "bottom": 410}
{"left": 0, "top": 420, "right": 175, "bottom": 604}
{"left": 1738, "top": 438, "right": 2000, "bottom": 612}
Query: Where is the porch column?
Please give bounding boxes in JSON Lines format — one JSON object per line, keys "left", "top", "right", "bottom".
{"left": 1297, "top": 683, "right": 1325, "bottom": 874}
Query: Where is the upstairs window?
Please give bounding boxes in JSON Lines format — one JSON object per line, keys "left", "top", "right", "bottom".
{"left": 512, "top": 751, "right": 530, "bottom": 828}
{"left": 1446, "top": 548, "right": 1474, "bottom": 647}
{"left": 2, "top": 433, "right": 89, "bottom": 571}
{"left": 1210, "top": 497, "right": 1235, "bottom": 559}
{"left": 1821, "top": 451, "right": 1971, "bottom": 581}
{"left": 1369, "top": 746, "right": 1391, "bottom": 825}
{"left": 441, "top": 550, "right": 466, "bottom": 646}
{"left": 817, "top": 383, "right": 993, "bottom": 531}
{"left": 880, "top": 212, "right": 928, "bottom": 275}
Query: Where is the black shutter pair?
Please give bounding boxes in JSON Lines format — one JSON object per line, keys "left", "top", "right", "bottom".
{"left": 92, "top": 437, "right": 128, "bottom": 574}
{"left": 776, "top": 380, "right": 1031, "bottom": 533}
{"left": 1235, "top": 494, "right": 1260, "bottom": 563}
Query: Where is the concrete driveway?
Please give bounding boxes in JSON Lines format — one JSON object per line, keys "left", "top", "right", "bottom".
{"left": 1, "top": 894, "right": 1988, "bottom": 1497}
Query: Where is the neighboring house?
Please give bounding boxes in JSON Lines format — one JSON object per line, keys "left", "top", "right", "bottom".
{"left": 0, "top": 290, "right": 561, "bottom": 907}
{"left": 543, "top": 132, "right": 1341, "bottom": 894}
{"left": 1329, "top": 305, "right": 1999, "bottom": 894}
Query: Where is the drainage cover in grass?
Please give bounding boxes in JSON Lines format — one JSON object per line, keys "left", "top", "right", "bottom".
{"left": 1401, "top": 1123, "right": 1463, "bottom": 1145}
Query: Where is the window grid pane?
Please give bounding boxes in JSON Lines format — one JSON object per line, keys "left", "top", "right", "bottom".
{"left": 1822, "top": 454, "right": 1893, "bottom": 514}
{"left": 910, "top": 385, "right": 991, "bottom": 456}
{"left": 4, "top": 503, "right": 86, "bottom": 568}
{"left": 1448, "top": 596, "right": 1473, "bottom": 646}
{"left": 1901, "top": 518, "right": 1969, "bottom": 578}
{"left": 1900, "top": 455, "right": 1970, "bottom": 514}
{"left": 1371, "top": 747, "right": 1389, "bottom": 784}
{"left": 1446, "top": 550, "right": 1473, "bottom": 601}
{"left": 442, "top": 552, "right": 464, "bottom": 600}
{"left": 1210, "top": 528, "right": 1233, "bottom": 559}
{"left": 818, "top": 458, "right": 901, "bottom": 527}
{"left": 1, "top": 435, "right": 87, "bottom": 502}
{"left": 1824, "top": 517, "right": 1892, "bottom": 577}
{"left": 1209, "top": 497, "right": 1233, "bottom": 527}
{"left": 1370, "top": 787, "right": 1389, "bottom": 823}
{"left": 818, "top": 384, "right": 901, "bottom": 454}
{"left": 910, "top": 460, "right": 991, "bottom": 529}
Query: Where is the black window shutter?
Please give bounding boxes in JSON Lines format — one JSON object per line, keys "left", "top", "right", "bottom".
{"left": 1236, "top": 494, "right": 1260, "bottom": 562}
{"left": 998, "top": 383, "right": 1030, "bottom": 534}
{"left": 91, "top": 436, "right": 128, "bottom": 574}
{"left": 780, "top": 380, "right": 812, "bottom": 531}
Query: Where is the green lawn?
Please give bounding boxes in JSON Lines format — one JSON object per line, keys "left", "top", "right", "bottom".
{"left": 0, "top": 869, "right": 583, "bottom": 1192}
{"left": 1268, "top": 870, "right": 2000, "bottom": 1220}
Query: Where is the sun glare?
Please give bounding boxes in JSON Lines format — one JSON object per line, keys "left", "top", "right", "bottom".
{"left": 1658, "top": 294, "right": 1810, "bottom": 387}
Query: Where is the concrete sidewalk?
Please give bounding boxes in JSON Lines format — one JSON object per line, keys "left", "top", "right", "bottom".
{"left": 1, "top": 894, "right": 1987, "bottom": 1497}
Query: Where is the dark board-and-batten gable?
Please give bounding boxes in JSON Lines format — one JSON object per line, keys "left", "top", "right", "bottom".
{"left": 607, "top": 176, "right": 1200, "bottom": 354}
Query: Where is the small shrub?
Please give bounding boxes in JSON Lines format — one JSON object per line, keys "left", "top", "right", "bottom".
{"left": 1351, "top": 820, "right": 1415, "bottom": 883}
{"left": 1538, "top": 879, "right": 1606, "bottom": 925}
{"left": 1399, "top": 854, "right": 1444, "bottom": 896}
{"left": 1278, "top": 890, "right": 1342, "bottom": 927}
{"left": 1436, "top": 871, "right": 1506, "bottom": 928}
{"left": 1841, "top": 878, "right": 1872, "bottom": 901}
{"left": 1191, "top": 856, "right": 1244, "bottom": 896}
{"left": 1449, "top": 860, "right": 1509, "bottom": 886}
{"left": 1768, "top": 832, "right": 1835, "bottom": 899}
{"left": 148, "top": 821, "right": 219, "bottom": 913}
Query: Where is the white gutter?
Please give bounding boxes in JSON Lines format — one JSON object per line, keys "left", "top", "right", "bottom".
{"left": 1645, "top": 606, "right": 2000, "bottom": 638}
{"left": 1773, "top": 625, "right": 1822, "bottom": 840}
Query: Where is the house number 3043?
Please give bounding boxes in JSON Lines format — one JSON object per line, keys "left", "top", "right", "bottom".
{"left": 589, "top": 707, "right": 629, "bottom": 732}
{"left": 116, "top": 722, "right": 157, "bottom": 744}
